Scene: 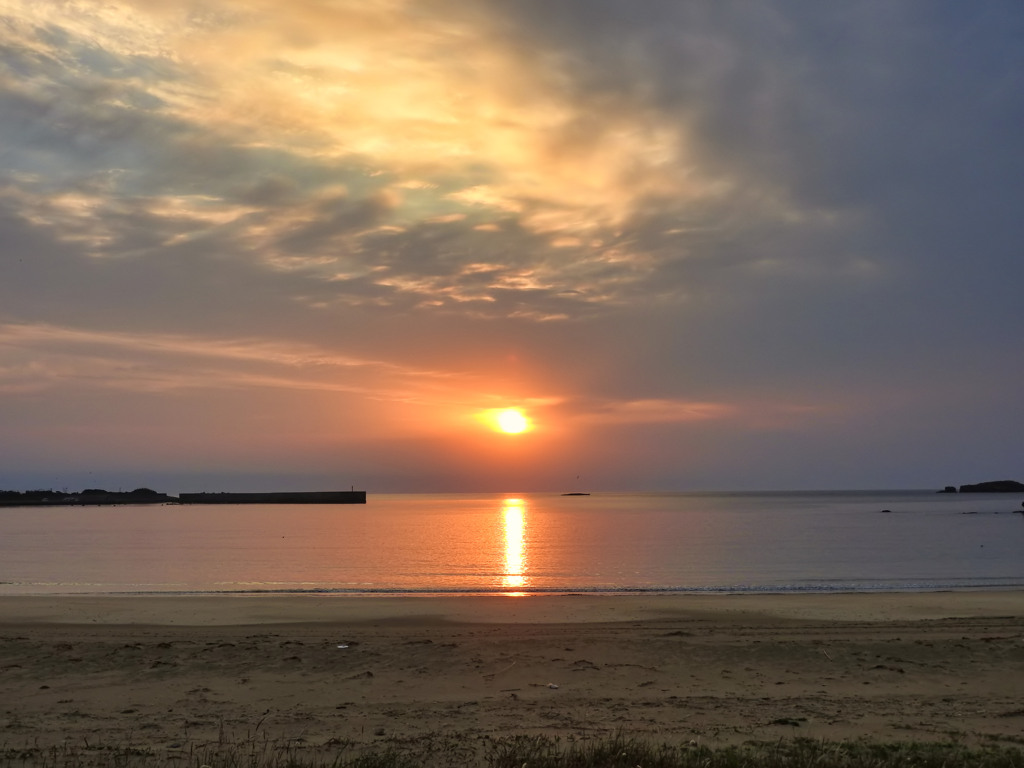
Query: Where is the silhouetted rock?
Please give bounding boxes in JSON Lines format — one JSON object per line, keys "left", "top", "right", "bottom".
{"left": 937, "top": 486, "right": 958, "bottom": 494}
{"left": 958, "top": 480, "right": 1024, "bottom": 493}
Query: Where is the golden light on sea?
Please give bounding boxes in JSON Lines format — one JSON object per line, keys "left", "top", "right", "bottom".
{"left": 501, "top": 497, "right": 527, "bottom": 594}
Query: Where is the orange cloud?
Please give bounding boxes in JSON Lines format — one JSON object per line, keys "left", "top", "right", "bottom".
{"left": 18, "top": 0, "right": 721, "bottom": 236}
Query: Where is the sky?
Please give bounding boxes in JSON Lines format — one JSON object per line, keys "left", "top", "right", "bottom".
{"left": 1, "top": 0, "right": 1023, "bottom": 494}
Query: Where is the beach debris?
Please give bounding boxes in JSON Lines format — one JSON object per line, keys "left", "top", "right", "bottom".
{"left": 547, "top": 683, "right": 559, "bottom": 689}
{"left": 336, "top": 644, "right": 349, "bottom": 649}
{"left": 483, "top": 660, "right": 516, "bottom": 681}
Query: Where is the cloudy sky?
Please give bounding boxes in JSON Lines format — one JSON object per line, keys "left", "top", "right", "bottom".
{"left": 1, "top": 0, "right": 1022, "bottom": 493}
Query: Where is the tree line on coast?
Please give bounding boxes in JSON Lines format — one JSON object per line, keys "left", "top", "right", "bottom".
{"left": 0, "top": 488, "right": 366, "bottom": 506}
{"left": 0, "top": 487, "right": 175, "bottom": 506}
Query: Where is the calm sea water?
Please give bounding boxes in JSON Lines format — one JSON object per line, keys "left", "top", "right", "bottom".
{"left": 2, "top": 491, "right": 1023, "bottom": 596}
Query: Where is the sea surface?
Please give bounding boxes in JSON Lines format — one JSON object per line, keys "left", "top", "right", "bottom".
{"left": 2, "top": 491, "right": 1023, "bottom": 596}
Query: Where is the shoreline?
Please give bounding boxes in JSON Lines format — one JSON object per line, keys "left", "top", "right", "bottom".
{"left": 3, "top": 590, "right": 1023, "bottom": 757}
{"left": 2, "top": 589, "right": 1024, "bottom": 626}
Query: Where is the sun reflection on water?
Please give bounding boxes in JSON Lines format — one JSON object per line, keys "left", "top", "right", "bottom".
{"left": 501, "top": 497, "right": 528, "bottom": 595}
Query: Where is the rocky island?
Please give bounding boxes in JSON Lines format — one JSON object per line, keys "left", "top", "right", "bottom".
{"left": 958, "top": 480, "right": 1024, "bottom": 493}
{"left": 939, "top": 480, "right": 1024, "bottom": 493}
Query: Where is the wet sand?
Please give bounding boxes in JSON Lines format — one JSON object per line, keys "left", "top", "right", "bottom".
{"left": 1, "top": 592, "right": 1023, "bottom": 758}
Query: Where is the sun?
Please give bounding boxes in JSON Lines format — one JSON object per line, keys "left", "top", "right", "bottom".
{"left": 493, "top": 408, "right": 531, "bottom": 434}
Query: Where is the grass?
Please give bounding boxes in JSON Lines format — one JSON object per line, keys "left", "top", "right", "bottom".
{"left": 3, "top": 735, "right": 1024, "bottom": 768}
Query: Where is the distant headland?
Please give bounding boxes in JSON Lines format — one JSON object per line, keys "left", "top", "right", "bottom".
{"left": 0, "top": 488, "right": 366, "bottom": 507}
{"left": 938, "top": 480, "right": 1024, "bottom": 493}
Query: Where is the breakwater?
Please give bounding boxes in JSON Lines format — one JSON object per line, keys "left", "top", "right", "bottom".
{"left": 178, "top": 491, "right": 366, "bottom": 504}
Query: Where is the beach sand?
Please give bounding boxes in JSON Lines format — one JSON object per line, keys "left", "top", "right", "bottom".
{"left": 2, "top": 592, "right": 1023, "bottom": 761}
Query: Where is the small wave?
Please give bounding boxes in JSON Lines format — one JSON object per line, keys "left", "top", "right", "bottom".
{"left": 23, "top": 578, "right": 1021, "bottom": 598}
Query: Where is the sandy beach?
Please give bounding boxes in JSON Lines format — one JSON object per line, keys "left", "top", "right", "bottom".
{"left": 2, "top": 592, "right": 1023, "bottom": 761}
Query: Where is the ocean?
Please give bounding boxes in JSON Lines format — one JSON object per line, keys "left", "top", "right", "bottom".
{"left": 1, "top": 491, "right": 1023, "bottom": 596}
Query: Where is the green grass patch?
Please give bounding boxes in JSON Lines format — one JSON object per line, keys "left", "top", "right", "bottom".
{"left": 3, "top": 735, "right": 1024, "bottom": 768}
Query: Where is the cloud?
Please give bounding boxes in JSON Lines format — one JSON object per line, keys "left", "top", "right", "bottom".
{"left": 1, "top": 0, "right": 746, "bottom": 319}
{"left": 2, "top": 0, "right": 1023, "bottom": 490}
{"left": 0, "top": 320, "right": 466, "bottom": 399}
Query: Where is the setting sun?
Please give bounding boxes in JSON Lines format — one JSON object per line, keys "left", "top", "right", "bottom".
{"left": 493, "top": 408, "right": 531, "bottom": 434}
